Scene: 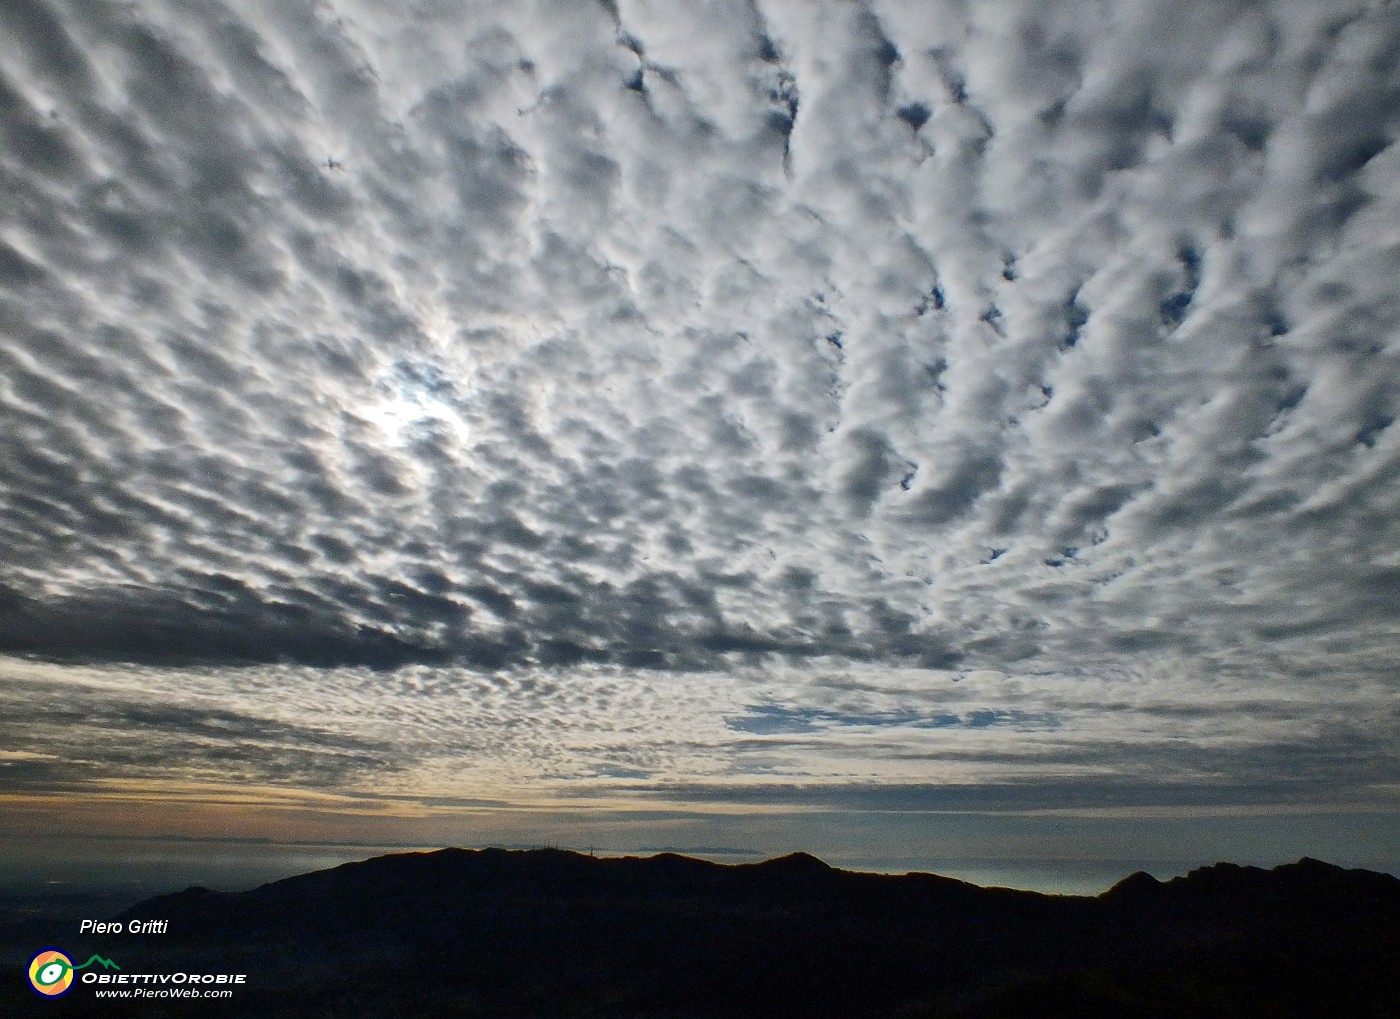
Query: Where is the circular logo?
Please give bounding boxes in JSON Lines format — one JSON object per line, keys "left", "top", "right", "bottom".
{"left": 28, "top": 949, "right": 75, "bottom": 997}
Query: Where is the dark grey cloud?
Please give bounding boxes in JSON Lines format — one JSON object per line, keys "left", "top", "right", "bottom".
{"left": 0, "top": 674, "right": 396, "bottom": 790}
{"left": 1, "top": 0, "right": 1397, "bottom": 818}
{"left": 602, "top": 770, "right": 1393, "bottom": 814}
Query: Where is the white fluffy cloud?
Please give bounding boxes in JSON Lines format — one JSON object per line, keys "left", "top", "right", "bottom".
{"left": 1, "top": 0, "right": 1397, "bottom": 818}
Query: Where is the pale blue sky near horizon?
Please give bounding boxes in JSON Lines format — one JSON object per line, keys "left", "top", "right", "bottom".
{"left": 5, "top": 802, "right": 1397, "bottom": 899}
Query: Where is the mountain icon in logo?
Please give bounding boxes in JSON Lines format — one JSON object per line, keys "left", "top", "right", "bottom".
{"left": 27, "top": 949, "right": 120, "bottom": 998}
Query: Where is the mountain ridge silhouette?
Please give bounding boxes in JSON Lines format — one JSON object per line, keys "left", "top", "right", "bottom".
{"left": 51, "top": 848, "right": 1394, "bottom": 1017}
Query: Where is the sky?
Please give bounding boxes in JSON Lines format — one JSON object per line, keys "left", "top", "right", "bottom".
{"left": 1, "top": 0, "right": 1398, "bottom": 894}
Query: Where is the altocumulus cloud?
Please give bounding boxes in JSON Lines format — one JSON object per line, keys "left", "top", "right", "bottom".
{"left": 1, "top": 0, "right": 1398, "bottom": 816}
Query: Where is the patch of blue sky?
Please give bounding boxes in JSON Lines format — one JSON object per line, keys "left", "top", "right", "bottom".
{"left": 727, "top": 706, "right": 1053, "bottom": 734}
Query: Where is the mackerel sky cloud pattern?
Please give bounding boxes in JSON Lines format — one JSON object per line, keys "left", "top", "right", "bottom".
{"left": 1, "top": 0, "right": 1398, "bottom": 835}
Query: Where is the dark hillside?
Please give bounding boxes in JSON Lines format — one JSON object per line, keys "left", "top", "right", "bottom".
{"left": 6, "top": 850, "right": 1396, "bottom": 1018}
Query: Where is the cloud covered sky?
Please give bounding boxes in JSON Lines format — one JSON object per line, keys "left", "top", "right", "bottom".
{"left": 2, "top": 0, "right": 1398, "bottom": 879}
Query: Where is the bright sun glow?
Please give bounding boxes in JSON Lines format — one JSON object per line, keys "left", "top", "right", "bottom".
{"left": 362, "top": 360, "right": 472, "bottom": 445}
